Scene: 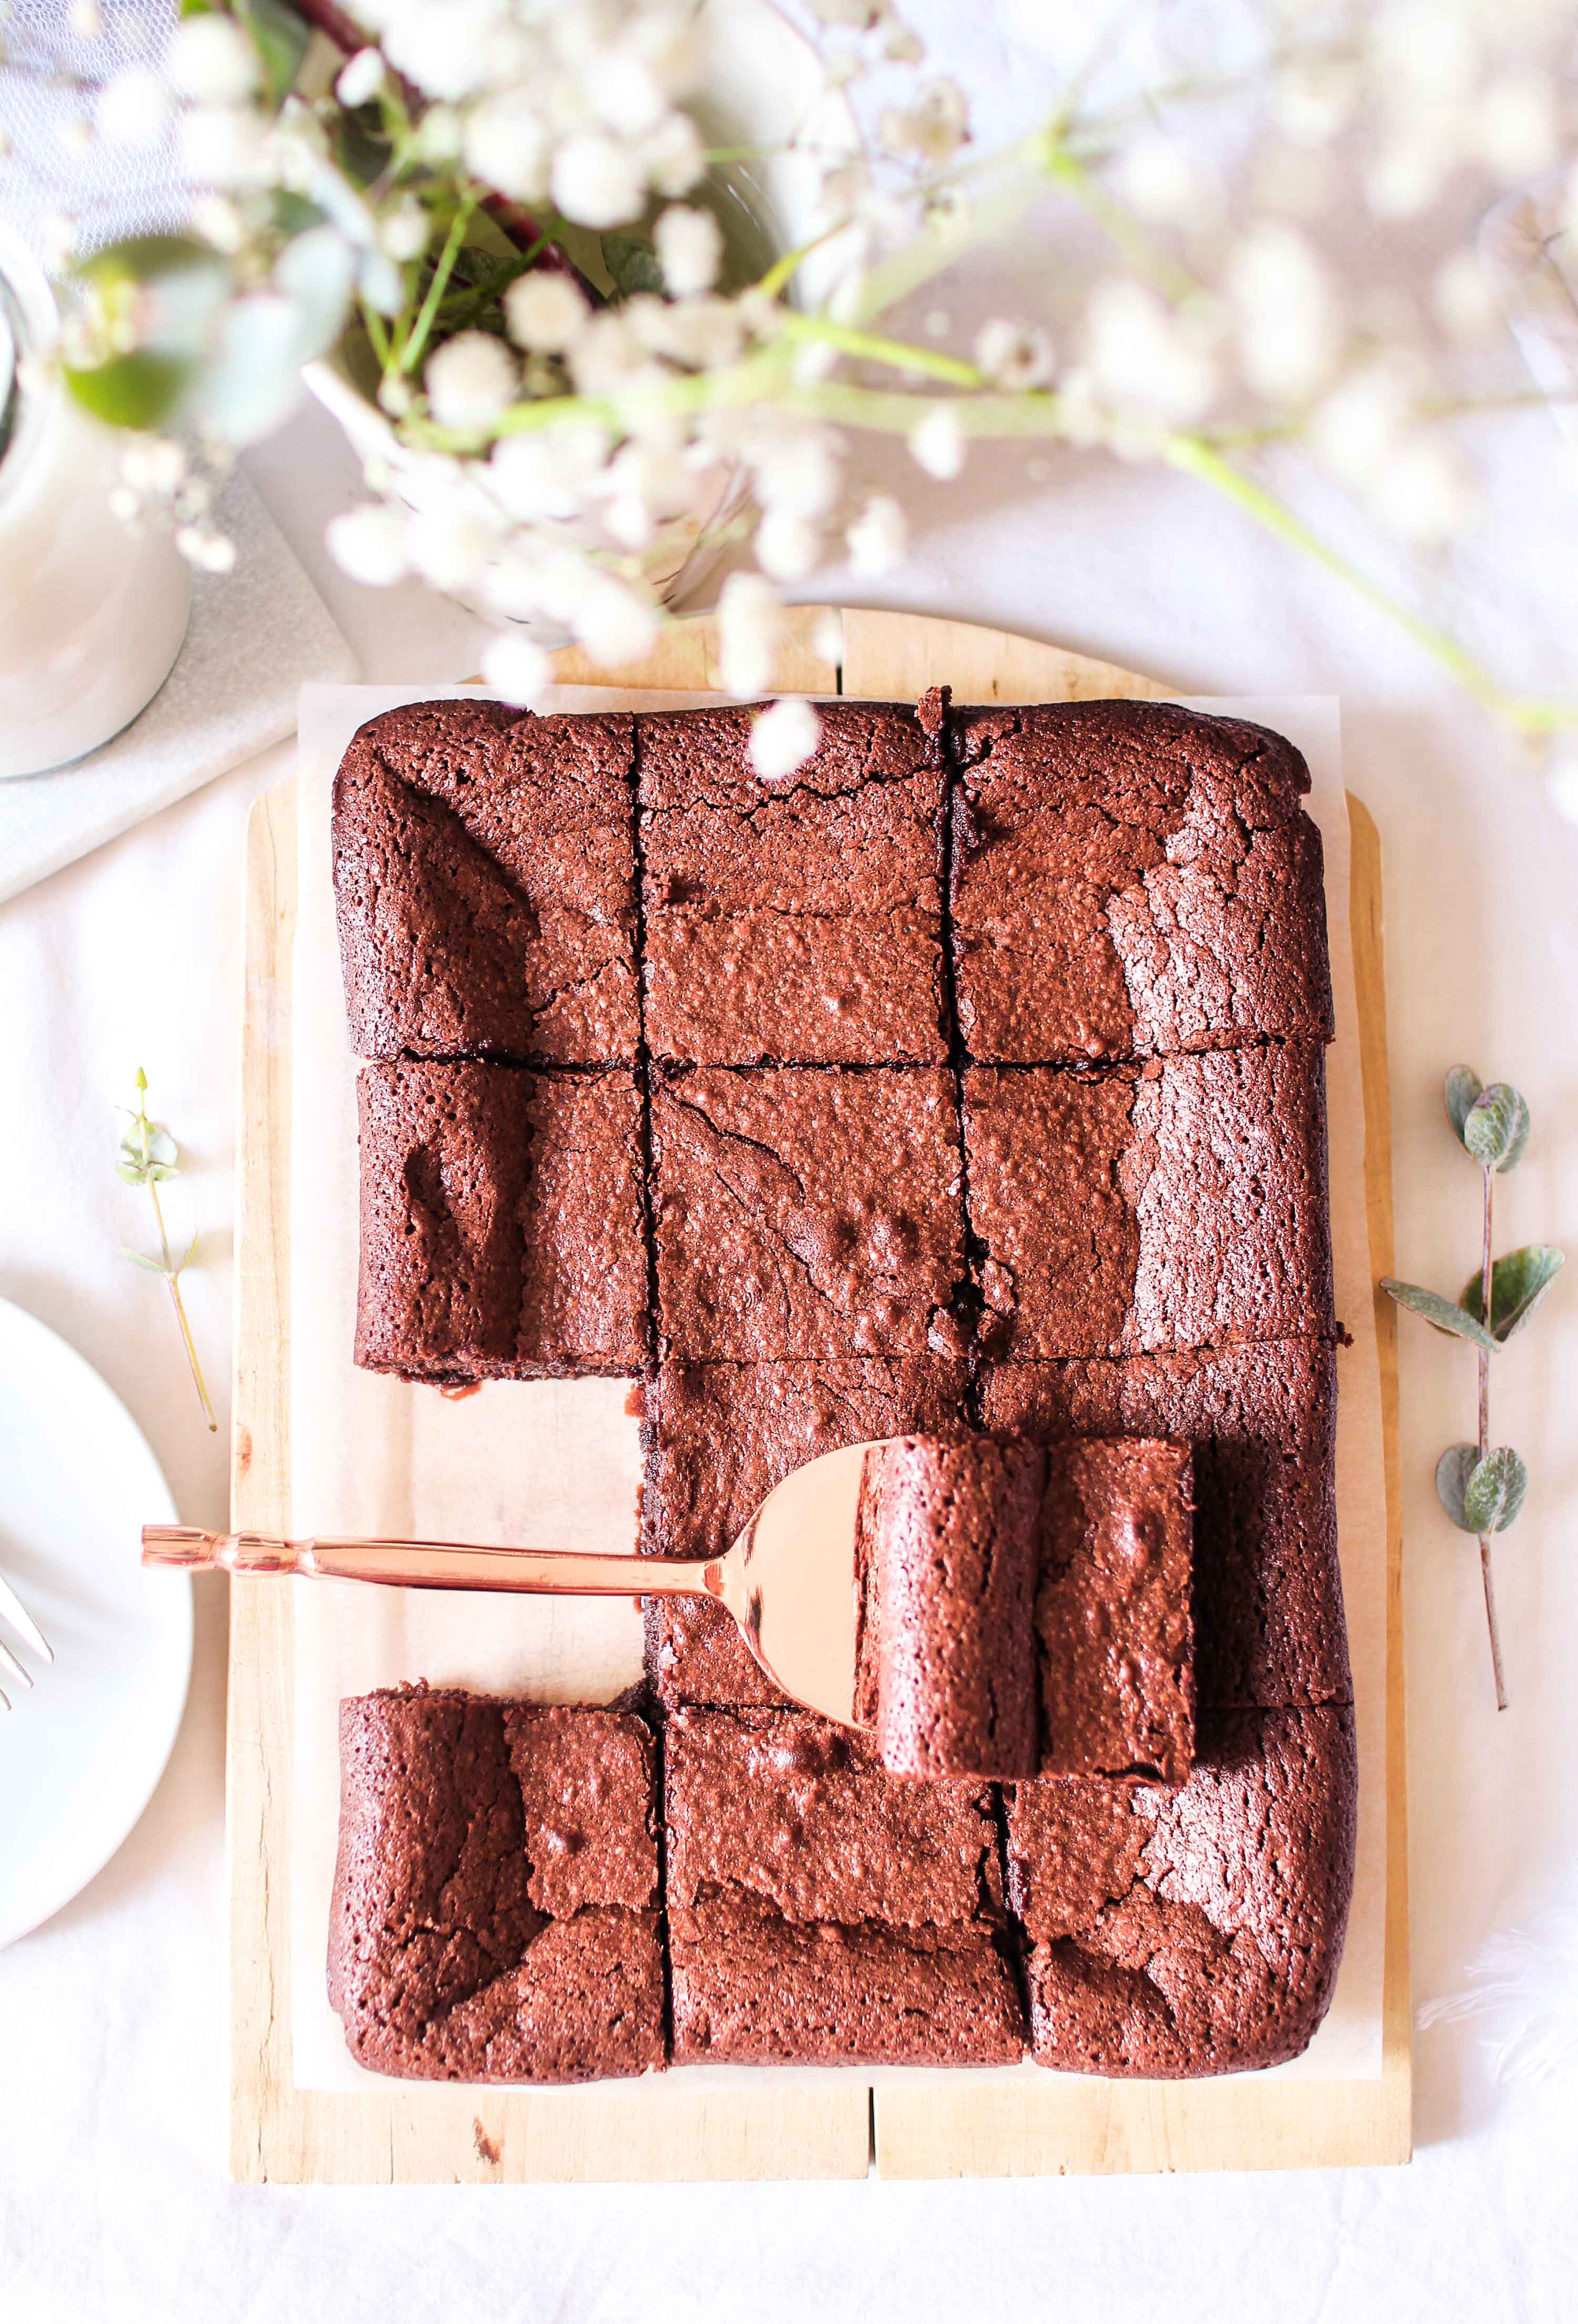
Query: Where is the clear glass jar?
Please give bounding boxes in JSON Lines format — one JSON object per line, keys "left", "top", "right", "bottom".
{"left": 0, "top": 224, "right": 191, "bottom": 781}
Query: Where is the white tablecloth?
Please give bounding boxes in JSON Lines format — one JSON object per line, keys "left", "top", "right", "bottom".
{"left": 4, "top": 4, "right": 1578, "bottom": 2312}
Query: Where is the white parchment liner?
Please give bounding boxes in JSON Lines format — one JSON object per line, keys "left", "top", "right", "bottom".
{"left": 289, "top": 682, "right": 1387, "bottom": 2091}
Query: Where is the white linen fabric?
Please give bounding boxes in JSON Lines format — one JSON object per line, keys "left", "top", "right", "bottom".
{"left": 2, "top": 2, "right": 1577, "bottom": 2316}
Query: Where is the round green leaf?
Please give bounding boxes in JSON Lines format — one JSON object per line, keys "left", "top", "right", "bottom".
{"left": 1463, "top": 1447, "right": 1528, "bottom": 1535}
{"left": 1460, "top": 1245, "right": 1565, "bottom": 1342}
{"left": 1435, "top": 1444, "right": 1480, "bottom": 1533}
{"left": 64, "top": 350, "right": 194, "bottom": 432}
{"left": 1444, "top": 1066, "right": 1482, "bottom": 1145}
{"left": 1463, "top": 1083, "right": 1531, "bottom": 1173}
{"left": 1380, "top": 1278, "right": 1500, "bottom": 1352}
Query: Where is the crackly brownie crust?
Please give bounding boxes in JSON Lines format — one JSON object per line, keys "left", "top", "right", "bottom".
{"left": 651, "top": 1068, "right": 969, "bottom": 1362}
{"left": 642, "top": 1357, "right": 970, "bottom": 1709}
{"left": 949, "top": 701, "right": 1333, "bottom": 1064}
{"left": 963, "top": 1045, "right": 1335, "bottom": 1359}
{"left": 333, "top": 699, "right": 641, "bottom": 1065}
{"left": 980, "top": 1340, "right": 1349, "bottom": 1708}
{"left": 355, "top": 1058, "right": 649, "bottom": 1380}
{"left": 1005, "top": 1705, "right": 1356, "bottom": 2076}
{"left": 328, "top": 1687, "right": 664, "bottom": 2083}
{"left": 664, "top": 1706, "right": 1024, "bottom": 2065}
{"left": 638, "top": 701, "right": 948, "bottom": 1065}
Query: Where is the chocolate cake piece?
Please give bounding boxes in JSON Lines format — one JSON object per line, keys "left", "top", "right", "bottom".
{"left": 856, "top": 1432, "right": 1045, "bottom": 1779}
{"left": 638, "top": 701, "right": 947, "bottom": 1065}
{"left": 651, "top": 1067, "right": 968, "bottom": 1362}
{"left": 962, "top": 1044, "right": 1334, "bottom": 1359}
{"left": 1004, "top": 1705, "right": 1357, "bottom": 2076}
{"left": 856, "top": 1433, "right": 1193, "bottom": 1783}
{"left": 664, "top": 1706, "right": 1025, "bottom": 2065}
{"left": 332, "top": 698, "right": 640, "bottom": 1065}
{"left": 980, "top": 1340, "right": 1349, "bottom": 1708}
{"left": 642, "top": 1356, "right": 969, "bottom": 1709}
{"left": 1034, "top": 1438, "right": 1194, "bottom": 1782}
{"left": 949, "top": 701, "right": 1333, "bottom": 1064}
{"left": 355, "top": 1058, "right": 648, "bottom": 1381}
{"left": 328, "top": 1686, "right": 665, "bottom": 2083}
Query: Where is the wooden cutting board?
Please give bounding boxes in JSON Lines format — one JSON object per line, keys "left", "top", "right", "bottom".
{"left": 228, "top": 607, "right": 1411, "bottom": 2182}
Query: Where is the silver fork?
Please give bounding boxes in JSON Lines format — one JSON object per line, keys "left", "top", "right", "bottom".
{"left": 0, "top": 1572, "right": 53, "bottom": 1710}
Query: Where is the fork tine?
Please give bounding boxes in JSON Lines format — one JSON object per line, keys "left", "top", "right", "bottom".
{"left": 0, "top": 1635, "right": 33, "bottom": 1690}
{"left": 0, "top": 1573, "right": 52, "bottom": 1664}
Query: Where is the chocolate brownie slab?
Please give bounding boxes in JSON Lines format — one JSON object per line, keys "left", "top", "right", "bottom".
{"left": 651, "top": 1067, "right": 968, "bottom": 1361}
{"left": 328, "top": 1688, "right": 664, "bottom": 2083}
{"left": 638, "top": 701, "right": 947, "bottom": 1065}
{"left": 1004, "top": 1705, "right": 1356, "bottom": 2076}
{"left": 643, "top": 1357, "right": 969, "bottom": 1709}
{"left": 963, "top": 1045, "right": 1334, "bottom": 1358}
{"left": 857, "top": 1433, "right": 1194, "bottom": 1782}
{"left": 980, "top": 1340, "right": 1349, "bottom": 1707}
{"left": 664, "top": 1707, "right": 1024, "bottom": 2065}
{"left": 355, "top": 1058, "right": 648, "bottom": 1381}
{"left": 949, "top": 701, "right": 1333, "bottom": 1064}
{"left": 333, "top": 698, "right": 640, "bottom": 1065}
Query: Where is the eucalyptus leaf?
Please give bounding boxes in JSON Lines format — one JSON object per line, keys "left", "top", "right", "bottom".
{"left": 123, "top": 1248, "right": 170, "bottom": 1275}
{"left": 1464, "top": 1447, "right": 1529, "bottom": 1535}
{"left": 1435, "top": 1444, "right": 1480, "bottom": 1533}
{"left": 1380, "top": 1277, "right": 1500, "bottom": 1351}
{"left": 1460, "top": 1244, "right": 1564, "bottom": 1341}
{"left": 240, "top": 0, "right": 311, "bottom": 109}
{"left": 64, "top": 350, "right": 193, "bottom": 432}
{"left": 1463, "top": 1083, "right": 1530, "bottom": 1173}
{"left": 601, "top": 232, "right": 665, "bottom": 298}
{"left": 1444, "top": 1066, "right": 1482, "bottom": 1144}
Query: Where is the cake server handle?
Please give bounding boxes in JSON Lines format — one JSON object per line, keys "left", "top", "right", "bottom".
{"left": 140, "top": 1524, "right": 722, "bottom": 1601}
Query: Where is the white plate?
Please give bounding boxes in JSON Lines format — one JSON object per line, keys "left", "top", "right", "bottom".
{"left": 0, "top": 1297, "right": 191, "bottom": 1948}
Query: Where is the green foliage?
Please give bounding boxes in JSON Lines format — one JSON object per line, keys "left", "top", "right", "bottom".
{"left": 1444, "top": 1065, "right": 1482, "bottom": 1143}
{"left": 1381, "top": 1278, "right": 1499, "bottom": 1351}
{"left": 601, "top": 232, "right": 665, "bottom": 297}
{"left": 1462, "top": 1082, "right": 1531, "bottom": 1173}
{"left": 1435, "top": 1444, "right": 1480, "bottom": 1532}
{"left": 237, "top": 0, "right": 311, "bottom": 108}
{"left": 1460, "top": 1245, "right": 1566, "bottom": 1342}
{"left": 1464, "top": 1447, "right": 1529, "bottom": 1535}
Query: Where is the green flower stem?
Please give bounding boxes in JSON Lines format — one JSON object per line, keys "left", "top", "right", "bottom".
{"left": 774, "top": 311, "right": 985, "bottom": 386}
{"left": 1038, "top": 139, "right": 1199, "bottom": 306}
{"left": 396, "top": 194, "right": 477, "bottom": 378}
{"left": 147, "top": 1174, "right": 218, "bottom": 1436}
{"left": 1476, "top": 1162, "right": 1508, "bottom": 1709}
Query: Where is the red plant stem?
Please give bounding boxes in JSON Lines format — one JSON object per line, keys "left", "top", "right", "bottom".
{"left": 1476, "top": 1164, "right": 1508, "bottom": 1711}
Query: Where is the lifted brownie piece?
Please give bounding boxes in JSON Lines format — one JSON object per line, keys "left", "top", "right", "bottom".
{"left": 328, "top": 1687, "right": 664, "bottom": 2083}
{"left": 651, "top": 1067, "right": 968, "bottom": 1362}
{"left": 643, "top": 1357, "right": 969, "bottom": 1709}
{"left": 664, "top": 1706, "right": 1025, "bottom": 2066}
{"left": 949, "top": 701, "right": 1333, "bottom": 1064}
{"left": 355, "top": 1058, "right": 648, "bottom": 1381}
{"left": 639, "top": 700, "right": 947, "bottom": 1065}
{"left": 856, "top": 1433, "right": 1194, "bottom": 1783}
{"left": 962, "top": 1045, "right": 1334, "bottom": 1359}
{"left": 1004, "top": 1705, "right": 1356, "bottom": 2076}
{"left": 980, "top": 1339, "right": 1349, "bottom": 1708}
{"left": 332, "top": 698, "right": 639, "bottom": 1065}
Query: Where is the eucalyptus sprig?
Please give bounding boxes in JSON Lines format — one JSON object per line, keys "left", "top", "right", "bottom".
{"left": 118, "top": 1069, "right": 218, "bottom": 1435}
{"left": 1382, "top": 1070, "right": 1564, "bottom": 1710}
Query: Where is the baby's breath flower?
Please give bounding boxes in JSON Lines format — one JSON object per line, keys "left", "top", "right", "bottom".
{"left": 180, "top": 105, "right": 269, "bottom": 189}
{"left": 463, "top": 95, "right": 549, "bottom": 202}
{"left": 640, "top": 112, "right": 705, "bottom": 197}
{"left": 1225, "top": 225, "right": 1339, "bottom": 401}
{"left": 879, "top": 80, "right": 968, "bottom": 164}
{"left": 121, "top": 438, "right": 187, "bottom": 495}
{"left": 571, "top": 570, "right": 661, "bottom": 666}
{"left": 94, "top": 67, "right": 171, "bottom": 150}
{"left": 655, "top": 205, "right": 723, "bottom": 298}
{"left": 845, "top": 493, "right": 906, "bottom": 577}
{"left": 425, "top": 332, "right": 519, "bottom": 431}
{"left": 379, "top": 200, "right": 431, "bottom": 264}
{"left": 168, "top": 16, "right": 258, "bottom": 105}
{"left": 176, "top": 526, "right": 236, "bottom": 573}
{"left": 973, "top": 319, "right": 1056, "bottom": 391}
{"left": 482, "top": 632, "right": 553, "bottom": 707}
{"left": 750, "top": 697, "right": 822, "bottom": 782}
{"left": 1370, "top": 441, "right": 1471, "bottom": 544}
{"left": 719, "top": 569, "right": 784, "bottom": 698}
{"left": 504, "top": 271, "right": 589, "bottom": 354}
{"left": 1117, "top": 135, "right": 1197, "bottom": 222}
{"left": 68, "top": 0, "right": 103, "bottom": 37}
{"left": 755, "top": 510, "right": 823, "bottom": 581}
{"left": 405, "top": 503, "right": 503, "bottom": 592}
{"left": 379, "top": 0, "right": 509, "bottom": 103}
{"left": 1085, "top": 280, "right": 1218, "bottom": 425}
{"left": 908, "top": 405, "right": 965, "bottom": 480}
{"left": 747, "top": 423, "right": 844, "bottom": 518}
{"left": 552, "top": 130, "right": 646, "bottom": 228}
{"left": 327, "top": 504, "right": 411, "bottom": 587}
{"left": 1433, "top": 249, "right": 1498, "bottom": 342}
{"left": 336, "top": 49, "right": 386, "bottom": 110}
{"left": 1472, "top": 73, "right": 1558, "bottom": 181}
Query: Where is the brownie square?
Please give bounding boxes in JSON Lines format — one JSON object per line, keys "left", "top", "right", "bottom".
{"left": 355, "top": 1059, "right": 649, "bottom": 1381}
{"left": 962, "top": 1045, "right": 1334, "bottom": 1358}
{"left": 980, "top": 1339, "right": 1349, "bottom": 1708}
{"left": 949, "top": 701, "right": 1333, "bottom": 1064}
{"left": 642, "top": 1356, "right": 969, "bottom": 1709}
{"left": 1004, "top": 1705, "right": 1356, "bottom": 2076}
{"left": 664, "top": 1706, "right": 1025, "bottom": 2065}
{"left": 327, "top": 1687, "right": 665, "bottom": 2083}
{"left": 638, "top": 701, "right": 947, "bottom": 1064}
{"left": 856, "top": 1433, "right": 1193, "bottom": 1783}
{"left": 651, "top": 1067, "right": 968, "bottom": 1361}
{"left": 332, "top": 698, "right": 640, "bottom": 1065}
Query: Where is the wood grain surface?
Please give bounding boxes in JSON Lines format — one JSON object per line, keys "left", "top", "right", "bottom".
{"left": 227, "top": 608, "right": 1409, "bottom": 2182}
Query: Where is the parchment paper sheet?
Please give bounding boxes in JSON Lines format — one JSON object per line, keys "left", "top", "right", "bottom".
{"left": 288, "top": 681, "right": 1387, "bottom": 2093}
